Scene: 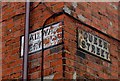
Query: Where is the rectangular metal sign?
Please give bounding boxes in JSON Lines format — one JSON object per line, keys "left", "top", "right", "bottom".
{"left": 20, "top": 22, "right": 63, "bottom": 57}
{"left": 78, "top": 30, "right": 110, "bottom": 61}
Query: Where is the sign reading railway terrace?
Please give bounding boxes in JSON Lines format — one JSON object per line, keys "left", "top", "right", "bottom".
{"left": 20, "top": 22, "right": 63, "bottom": 57}
{"left": 78, "top": 30, "right": 110, "bottom": 61}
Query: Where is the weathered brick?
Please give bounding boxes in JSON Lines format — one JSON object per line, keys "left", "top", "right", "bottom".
{"left": 53, "top": 65, "right": 63, "bottom": 73}
{"left": 28, "top": 66, "right": 41, "bottom": 74}
{"left": 53, "top": 72, "right": 63, "bottom": 79}
{"left": 29, "top": 71, "right": 40, "bottom": 79}
{"left": 50, "top": 59, "right": 62, "bottom": 67}
{"left": 10, "top": 72, "right": 22, "bottom": 79}
{"left": 50, "top": 45, "right": 62, "bottom": 54}
{"left": 1, "top": 2, "right": 120, "bottom": 80}
{"left": 64, "top": 72, "right": 73, "bottom": 79}
{"left": 44, "top": 68, "right": 52, "bottom": 76}
{"left": 2, "top": 68, "right": 13, "bottom": 76}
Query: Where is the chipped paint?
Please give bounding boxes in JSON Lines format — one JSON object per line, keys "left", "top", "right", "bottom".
{"left": 110, "top": 3, "right": 118, "bottom": 10}
{"left": 20, "top": 22, "right": 63, "bottom": 57}
{"left": 63, "top": 5, "right": 71, "bottom": 15}
{"left": 109, "top": 21, "right": 113, "bottom": 26}
{"left": 43, "top": 74, "right": 54, "bottom": 80}
{"left": 77, "top": 14, "right": 86, "bottom": 22}
{"left": 38, "top": 74, "right": 54, "bottom": 80}
{"left": 72, "top": 2, "right": 77, "bottom": 8}
{"left": 73, "top": 71, "right": 76, "bottom": 80}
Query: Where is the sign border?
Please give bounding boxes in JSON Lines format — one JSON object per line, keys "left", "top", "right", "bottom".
{"left": 77, "top": 28, "right": 111, "bottom": 63}
{"left": 20, "top": 21, "right": 64, "bottom": 58}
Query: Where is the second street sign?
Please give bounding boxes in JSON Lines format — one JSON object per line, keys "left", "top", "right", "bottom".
{"left": 78, "top": 29, "right": 110, "bottom": 61}
{"left": 20, "top": 22, "right": 63, "bottom": 57}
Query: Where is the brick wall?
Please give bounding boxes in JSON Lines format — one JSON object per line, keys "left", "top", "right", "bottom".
{"left": 0, "top": 1, "right": 2, "bottom": 81}
{"left": 2, "top": 2, "right": 65, "bottom": 79}
{"left": 63, "top": 2, "right": 120, "bottom": 79}
{"left": 64, "top": 16, "right": 120, "bottom": 79}
{"left": 2, "top": 2, "right": 25, "bottom": 79}
{"left": 1, "top": 2, "right": 120, "bottom": 80}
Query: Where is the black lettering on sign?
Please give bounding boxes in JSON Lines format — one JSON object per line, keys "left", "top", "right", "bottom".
{"left": 21, "top": 22, "right": 63, "bottom": 57}
{"left": 101, "top": 49, "right": 105, "bottom": 58}
{"left": 105, "top": 52, "right": 109, "bottom": 59}
{"left": 84, "top": 32, "right": 88, "bottom": 42}
{"left": 43, "top": 28, "right": 50, "bottom": 37}
{"left": 94, "top": 36, "right": 98, "bottom": 45}
{"left": 86, "top": 43, "right": 90, "bottom": 51}
{"left": 81, "top": 40, "right": 86, "bottom": 48}
{"left": 50, "top": 28, "right": 54, "bottom": 35}
{"left": 103, "top": 41, "right": 108, "bottom": 50}
{"left": 29, "top": 44, "right": 33, "bottom": 52}
{"left": 91, "top": 45, "right": 95, "bottom": 53}
{"left": 99, "top": 38, "right": 103, "bottom": 47}
{"left": 88, "top": 33, "right": 93, "bottom": 43}
{"left": 96, "top": 47, "right": 100, "bottom": 55}
{"left": 36, "top": 32, "right": 41, "bottom": 39}
{"left": 38, "top": 40, "right": 42, "bottom": 48}
{"left": 34, "top": 33, "right": 37, "bottom": 40}
{"left": 29, "top": 34, "right": 34, "bottom": 41}
{"left": 78, "top": 30, "right": 110, "bottom": 61}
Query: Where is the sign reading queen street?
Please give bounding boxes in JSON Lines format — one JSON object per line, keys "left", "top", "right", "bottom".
{"left": 20, "top": 22, "right": 63, "bottom": 57}
{"left": 78, "top": 30, "right": 110, "bottom": 61}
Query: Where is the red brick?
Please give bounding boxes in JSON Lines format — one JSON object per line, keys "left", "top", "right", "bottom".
{"left": 12, "top": 65, "right": 22, "bottom": 73}
{"left": 44, "top": 68, "right": 53, "bottom": 76}
{"left": 10, "top": 72, "right": 22, "bottom": 79}
{"left": 2, "top": 75, "right": 10, "bottom": 79}
{"left": 44, "top": 55, "right": 53, "bottom": 62}
{"left": 64, "top": 72, "right": 73, "bottom": 79}
{"left": 44, "top": 62, "right": 50, "bottom": 69}
{"left": 11, "top": 59, "right": 22, "bottom": 67}
{"left": 29, "top": 53, "right": 42, "bottom": 61}
{"left": 53, "top": 65, "right": 63, "bottom": 73}
{"left": 29, "top": 71, "right": 40, "bottom": 79}
{"left": 66, "top": 59, "right": 74, "bottom": 66}
{"left": 29, "top": 66, "right": 41, "bottom": 74}
{"left": 2, "top": 68, "right": 13, "bottom": 76}
{"left": 86, "top": 60, "right": 103, "bottom": 71}
{"left": 50, "top": 59, "right": 62, "bottom": 67}
{"left": 98, "top": 72, "right": 110, "bottom": 79}
{"left": 65, "top": 65, "right": 74, "bottom": 73}
{"left": 53, "top": 72, "right": 63, "bottom": 79}
{"left": 53, "top": 53, "right": 62, "bottom": 59}
{"left": 1, "top": 2, "right": 120, "bottom": 80}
